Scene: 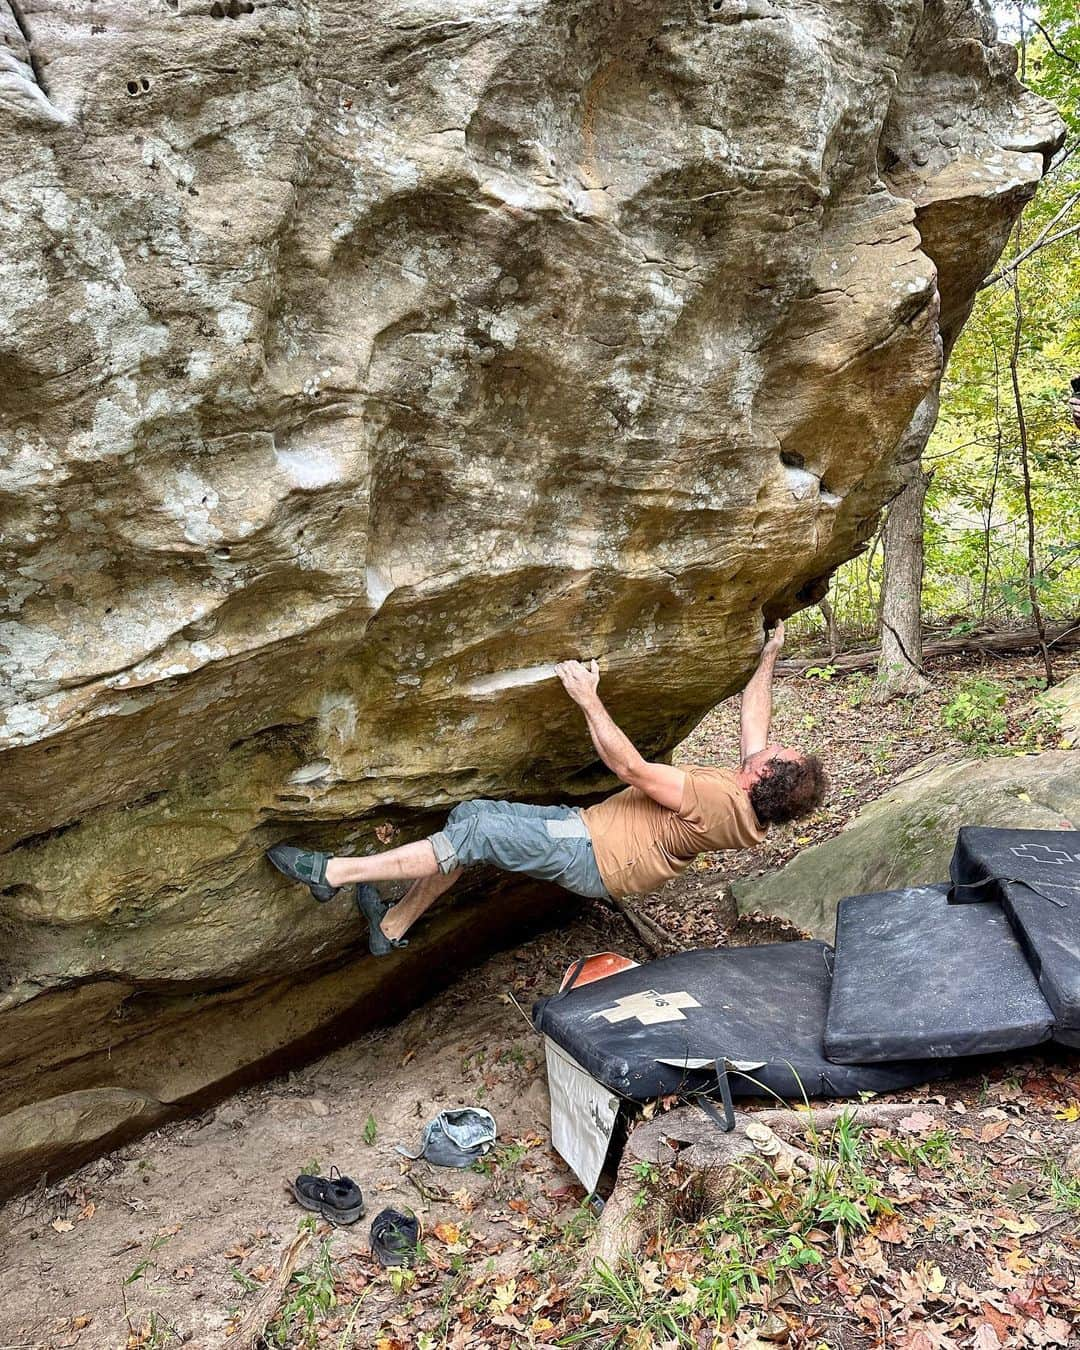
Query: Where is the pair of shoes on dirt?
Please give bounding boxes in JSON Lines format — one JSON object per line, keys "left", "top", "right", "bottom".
{"left": 288, "top": 1170, "right": 419, "bottom": 1265}
{"left": 267, "top": 845, "right": 406, "bottom": 957}
{"left": 290, "top": 1166, "right": 365, "bottom": 1226}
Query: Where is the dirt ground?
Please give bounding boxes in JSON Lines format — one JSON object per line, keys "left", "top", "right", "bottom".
{"left": 1, "top": 649, "right": 1077, "bottom": 1350}
{"left": 0, "top": 904, "right": 652, "bottom": 1350}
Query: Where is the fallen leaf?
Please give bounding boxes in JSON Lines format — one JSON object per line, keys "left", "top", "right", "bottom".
{"left": 432, "top": 1221, "right": 461, "bottom": 1245}
{"left": 77, "top": 1202, "right": 96, "bottom": 1222}
{"left": 980, "top": 1120, "right": 1010, "bottom": 1143}
{"left": 999, "top": 1215, "right": 1040, "bottom": 1236}
{"left": 51, "top": 1218, "right": 74, "bottom": 1233}
{"left": 899, "top": 1111, "right": 937, "bottom": 1134}
{"left": 876, "top": 1215, "right": 911, "bottom": 1245}
{"left": 451, "top": 1187, "right": 476, "bottom": 1214}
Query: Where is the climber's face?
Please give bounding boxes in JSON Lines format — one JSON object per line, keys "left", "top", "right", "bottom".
{"left": 742, "top": 744, "right": 802, "bottom": 783}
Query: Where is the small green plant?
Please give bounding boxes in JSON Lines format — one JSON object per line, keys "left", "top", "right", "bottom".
{"left": 844, "top": 670, "right": 874, "bottom": 709}
{"left": 630, "top": 1160, "right": 661, "bottom": 1210}
{"left": 876, "top": 1127, "right": 953, "bottom": 1168}
{"left": 1044, "top": 1159, "right": 1080, "bottom": 1214}
{"left": 124, "top": 1232, "right": 174, "bottom": 1286}
{"left": 941, "top": 676, "right": 1008, "bottom": 751}
{"left": 804, "top": 664, "right": 837, "bottom": 681}
{"left": 230, "top": 1266, "right": 262, "bottom": 1294}
{"left": 1017, "top": 691, "right": 1064, "bottom": 751}
{"left": 122, "top": 1311, "right": 178, "bottom": 1349}
{"left": 265, "top": 1234, "right": 337, "bottom": 1348}
{"left": 362, "top": 1113, "right": 378, "bottom": 1146}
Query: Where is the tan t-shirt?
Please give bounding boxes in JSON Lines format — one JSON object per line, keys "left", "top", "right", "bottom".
{"left": 582, "top": 766, "right": 767, "bottom": 899}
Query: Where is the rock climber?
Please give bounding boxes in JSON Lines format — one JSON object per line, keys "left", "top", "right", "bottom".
{"left": 267, "top": 620, "right": 826, "bottom": 955}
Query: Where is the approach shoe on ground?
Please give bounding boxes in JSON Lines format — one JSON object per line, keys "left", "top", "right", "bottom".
{"left": 370, "top": 1207, "right": 420, "bottom": 1267}
{"left": 267, "top": 843, "right": 339, "bottom": 903}
{"left": 290, "top": 1166, "right": 364, "bottom": 1226}
{"left": 356, "top": 884, "right": 408, "bottom": 957}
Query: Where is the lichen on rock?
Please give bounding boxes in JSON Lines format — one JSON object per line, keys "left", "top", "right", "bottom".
{"left": 0, "top": 0, "right": 1064, "bottom": 1193}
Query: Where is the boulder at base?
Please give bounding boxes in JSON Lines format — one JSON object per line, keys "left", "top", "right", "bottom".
{"left": 732, "top": 750, "right": 1080, "bottom": 940}
{"left": 0, "top": 0, "right": 1063, "bottom": 1194}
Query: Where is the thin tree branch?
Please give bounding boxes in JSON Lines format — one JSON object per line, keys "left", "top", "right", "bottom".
{"left": 1020, "top": 9, "right": 1080, "bottom": 68}
{"left": 980, "top": 194, "right": 1080, "bottom": 289}
{"left": 1007, "top": 218, "right": 1054, "bottom": 686}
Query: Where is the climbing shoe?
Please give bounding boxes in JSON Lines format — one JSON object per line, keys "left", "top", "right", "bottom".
{"left": 289, "top": 1166, "right": 364, "bottom": 1226}
{"left": 370, "top": 1207, "right": 420, "bottom": 1267}
{"left": 356, "top": 884, "right": 408, "bottom": 957}
{"left": 267, "top": 843, "right": 339, "bottom": 903}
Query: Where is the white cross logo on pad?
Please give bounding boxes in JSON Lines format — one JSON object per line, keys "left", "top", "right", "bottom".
{"left": 1009, "top": 843, "right": 1077, "bottom": 867}
{"left": 591, "top": 989, "right": 701, "bottom": 1026}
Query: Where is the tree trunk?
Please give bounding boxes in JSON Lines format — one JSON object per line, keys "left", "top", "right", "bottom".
{"left": 818, "top": 596, "right": 840, "bottom": 660}
{"left": 877, "top": 390, "right": 938, "bottom": 695}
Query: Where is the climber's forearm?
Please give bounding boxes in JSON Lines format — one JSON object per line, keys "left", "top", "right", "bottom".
{"left": 740, "top": 653, "right": 777, "bottom": 760}
{"left": 578, "top": 694, "right": 647, "bottom": 782}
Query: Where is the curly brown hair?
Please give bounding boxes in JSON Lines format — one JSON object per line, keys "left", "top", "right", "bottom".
{"left": 750, "top": 753, "right": 828, "bottom": 826}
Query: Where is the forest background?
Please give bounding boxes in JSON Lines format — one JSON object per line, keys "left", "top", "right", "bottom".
{"left": 790, "top": 0, "right": 1079, "bottom": 679}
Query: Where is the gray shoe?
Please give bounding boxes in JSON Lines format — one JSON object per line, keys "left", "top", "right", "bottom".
{"left": 267, "top": 843, "right": 339, "bottom": 903}
{"left": 356, "top": 884, "right": 408, "bottom": 957}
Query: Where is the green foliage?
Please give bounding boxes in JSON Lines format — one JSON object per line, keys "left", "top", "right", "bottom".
{"left": 362, "top": 1112, "right": 378, "bottom": 1146}
{"left": 940, "top": 676, "right": 1009, "bottom": 749}
{"left": 803, "top": 664, "right": 837, "bottom": 681}
{"left": 266, "top": 1231, "right": 338, "bottom": 1349}
{"left": 789, "top": 4, "right": 1080, "bottom": 643}
{"left": 571, "top": 1111, "right": 896, "bottom": 1341}
{"left": 1017, "top": 688, "right": 1065, "bottom": 749}
{"left": 1043, "top": 1158, "right": 1080, "bottom": 1213}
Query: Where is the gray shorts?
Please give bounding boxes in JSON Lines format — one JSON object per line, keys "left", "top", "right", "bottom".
{"left": 428, "top": 799, "right": 611, "bottom": 900}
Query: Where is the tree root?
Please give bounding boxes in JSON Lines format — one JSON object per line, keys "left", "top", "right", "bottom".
{"left": 573, "top": 1100, "right": 938, "bottom": 1277}
{"left": 571, "top": 1150, "right": 652, "bottom": 1286}
{"left": 603, "top": 894, "right": 676, "bottom": 956}
{"left": 231, "top": 1226, "right": 311, "bottom": 1347}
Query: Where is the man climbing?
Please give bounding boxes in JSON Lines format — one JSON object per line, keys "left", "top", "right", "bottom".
{"left": 267, "top": 620, "right": 826, "bottom": 954}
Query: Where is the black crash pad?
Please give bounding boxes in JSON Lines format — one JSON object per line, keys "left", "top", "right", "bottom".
{"left": 824, "top": 885, "right": 1054, "bottom": 1064}
{"left": 950, "top": 827, "right": 1080, "bottom": 1047}
{"left": 532, "top": 942, "right": 944, "bottom": 1102}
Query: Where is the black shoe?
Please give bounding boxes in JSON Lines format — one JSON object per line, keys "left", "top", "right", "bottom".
{"left": 290, "top": 1166, "right": 364, "bottom": 1226}
{"left": 267, "top": 843, "right": 340, "bottom": 903}
{"left": 370, "top": 1207, "right": 420, "bottom": 1267}
{"left": 356, "top": 885, "right": 408, "bottom": 957}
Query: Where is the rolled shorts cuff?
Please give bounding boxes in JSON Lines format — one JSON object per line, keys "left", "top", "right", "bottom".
{"left": 428, "top": 829, "right": 460, "bottom": 875}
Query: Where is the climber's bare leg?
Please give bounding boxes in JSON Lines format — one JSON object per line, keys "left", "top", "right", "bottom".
{"left": 380, "top": 867, "right": 464, "bottom": 941}
{"left": 324, "top": 839, "right": 440, "bottom": 887}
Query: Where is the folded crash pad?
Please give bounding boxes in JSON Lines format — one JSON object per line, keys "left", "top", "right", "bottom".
{"left": 532, "top": 941, "right": 944, "bottom": 1102}
{"left": 950, "top": 826, "right": 1080, "bottom": 1047}
{"left": 825, "top": 885, "right": 1054, "bottom": 1063}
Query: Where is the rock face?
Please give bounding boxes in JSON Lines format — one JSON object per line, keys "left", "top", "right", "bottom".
{"left": 0, "top": 0, "right": 1062, "bottom": 1193}
{"left": 733, "top": 750, "right": 1080, "bottom": 939}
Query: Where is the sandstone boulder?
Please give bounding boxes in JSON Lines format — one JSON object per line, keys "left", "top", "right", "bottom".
{"left": 0, "top": 0, "right": 1062, "bottom": 1194}
{"left": 733, "top": 749, "right": 1080, "bottom": 939}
